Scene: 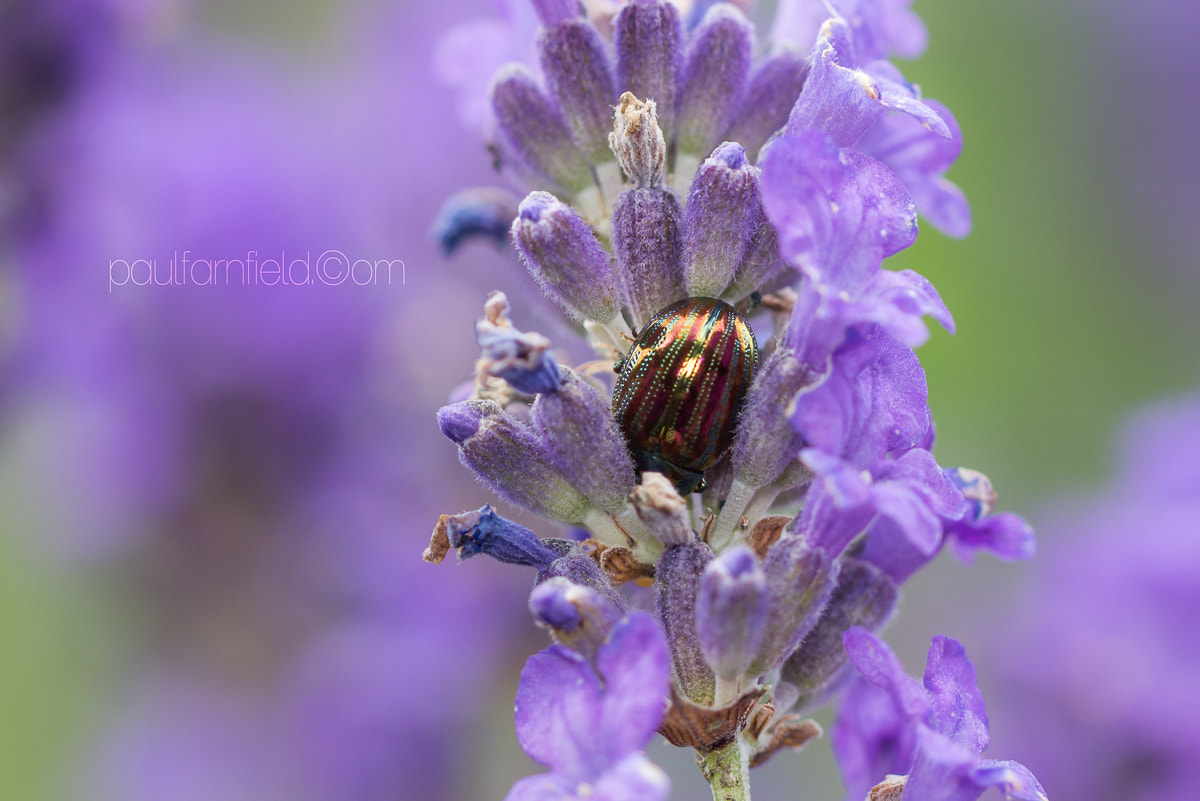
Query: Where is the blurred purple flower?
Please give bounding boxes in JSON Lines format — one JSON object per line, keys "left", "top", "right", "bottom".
{"left": 3, "top": 4, "right": 534, "bottom": 801}
{"left": 988, "top": 393, "right": 1200, "bottom": 801}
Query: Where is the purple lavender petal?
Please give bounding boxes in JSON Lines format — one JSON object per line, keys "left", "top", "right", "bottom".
{"left": 843, "top": 627, "right": 930, "bottom": 717}
{"left": 593, "top": 612, "right": 672, "bottom": 760}
{"left": 922, "top": 635, "right": 990, "bottom": 755}
{"left": 787, "top": 16, "right": 946, "bottom": 148}
{"left": 944, "top": 511, "right": 1036, "bottom": 564}
{"left": 514, "top": 644, "right": 602, "bottom": 770}
{"left": 792, "top": 325, "right": 932, "bottom": 470}
{"left": 969, "top": 760, "right": 1049, "bottom": 801}
{"left": 857, "top": 100, "right": 971, "bottom": 238}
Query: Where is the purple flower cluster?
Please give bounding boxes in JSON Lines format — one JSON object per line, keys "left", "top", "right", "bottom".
{"left": 431, "top": 1, "right": 1044, "bottom": 799}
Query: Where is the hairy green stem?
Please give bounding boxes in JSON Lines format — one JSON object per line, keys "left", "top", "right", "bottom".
{"left": 697, "top": 737, "right": 752, "bottom": 801}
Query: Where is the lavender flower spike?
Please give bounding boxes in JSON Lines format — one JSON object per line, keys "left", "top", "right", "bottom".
{"left": 507, "top": 611, "right": 671, "bottom": 801}
{"left": 835, "top": 628, "right": 1048, "bottom": 801}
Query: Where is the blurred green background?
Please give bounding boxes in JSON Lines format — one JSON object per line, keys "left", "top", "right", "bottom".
{"left": 2, "top": 0, "right": 1196, "bottom": 799}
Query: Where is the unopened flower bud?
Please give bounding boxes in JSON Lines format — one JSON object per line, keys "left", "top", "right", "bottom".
{"left": 682, "top": 141, "right": 761, "bottom": 298}
{"left": 657, "top": 541, "right": 716, "bottom": 703}
{"left": 512, "top": 192, "right": 622, "bottom": 324}
{"left": 781, "top": 557, "right": 899, "bottom": 712}
{"left": 491, "top": 65, "right": 593, "bottom": 194}
{"left": 696, "top": 545, "right": 768, "bottom": 682}
{"left": 629, "top": 472, "right": 693, "bottom": 546}
{"left": 612, "top": 185, "right": 684, "bottom": 328}
{"left": 724, "top": 47, "right": 809, "bottom": 159}
{"left": 614, "top": 0, "right": 682, "bottom": 144}
{"left": 676, "top": 4, "right": 753, "bottom": 158}
{"left": 532, "top": 369, "right": 637, "bottom": 513}
{"left": 747, "top": 536, "right": 839, "bottom": 676}
{"left": 437, "top": 399, "right": 592, "bottom": 523}
{"left": 537, "top": 17, "right": 616, "bottom": 164}
{"left": 531, "top": 0, "right": 582, "bottom": 27}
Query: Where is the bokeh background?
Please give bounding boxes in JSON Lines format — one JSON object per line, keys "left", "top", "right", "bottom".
{"left": 1, "top": 1, "right": 1195, "bottom": 800}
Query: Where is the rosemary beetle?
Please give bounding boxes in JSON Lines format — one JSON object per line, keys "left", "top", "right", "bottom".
{"left": 612, "top": 297, "right": 759, "bottom": 494}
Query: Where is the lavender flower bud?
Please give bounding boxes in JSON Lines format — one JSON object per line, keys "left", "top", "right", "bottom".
{"left": 747, "top": 537, "right": 839, "bottom": 677}
{"left": 729, "top": 348, "right": 812, "bottom": 487}
{"left": 537, "top": 18, "right": 617, "bottom": 164}
{"left": 657, "top": 541, "right": 716, "bottom": 703}
{"left": 432, "top": 187, "right": 521, "bottom": 256}
{"left": 439, "top": 505, "right": 559, "bottom": 568}
{"left": 531, "top": 369, "right": 637, "bottom": 513}
{"left": 438, "top": 399, "right": 592, "bottom": 523}
{"left": 539, "top": 543, "right": 624, "bottom": 607}
{"left": 722, "top": 206, "right": 781, "bottom": 303}
{"left": 612, "top": 185, "right": 684, "bottom": 328}
{"left": 723, "top": 47, "right": 809, "bottom": 159}
{"left": 491, "top": 65, "right": 592, "bottom": 194}
{"left": 629, "top": 472, "right": 693, "bottom": 546}
{"left": 512, "top": 192, "right": 622, "bottom": 324}
{"left": 675, "top": 3, "right": 753, "bottom": 158}
{"left": 529, "top": 576, "right": 623, "bottom": 660}
{"left": 475, "top": 292, "right": 562, "bottom": 395}
{"left": 609, "top": 92, "right": 666, "bottom": 188}
{"left": 614, "top": 0, "right": 682, "bottom": 144}
{"left": 681, "top": 142, "right": 761, "bottom": 298}
{"left": 781, "top": 557, "right": 899, "bottom": 711}
{"left": 696, "top": 545, "right": 768, "bottom": 682}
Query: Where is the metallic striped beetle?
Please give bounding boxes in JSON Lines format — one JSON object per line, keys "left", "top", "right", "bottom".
{"left": 612, "top": 297, "right": 759, "bottom": 494}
